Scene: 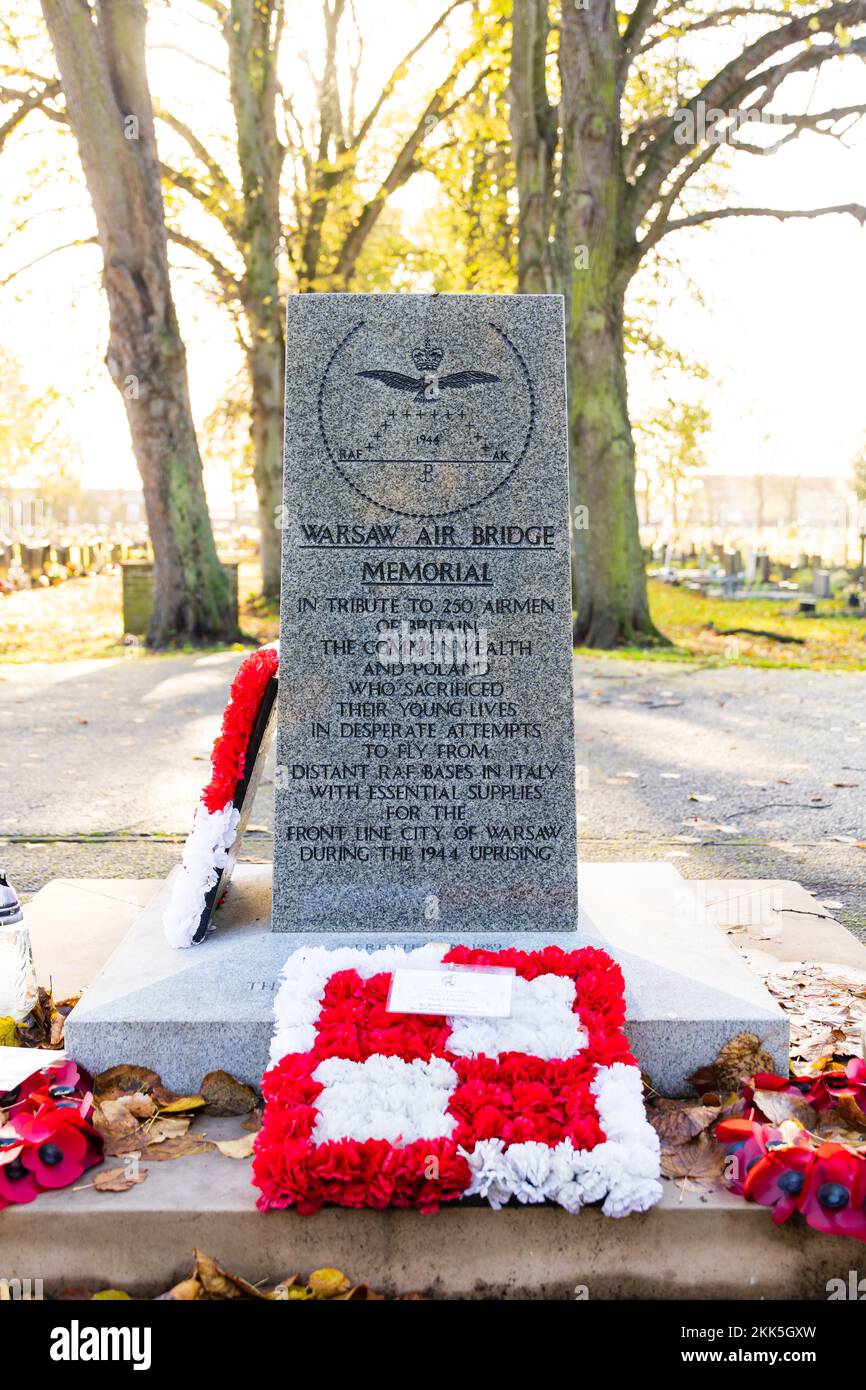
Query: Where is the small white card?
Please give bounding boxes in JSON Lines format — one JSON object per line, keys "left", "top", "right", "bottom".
{"left": 387, "top": 964, "right": 514, "bottom": 1019}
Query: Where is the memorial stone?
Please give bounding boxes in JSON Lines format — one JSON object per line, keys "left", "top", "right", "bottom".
{"left": 273, "top": 293, "right": 578, "bottom": 938}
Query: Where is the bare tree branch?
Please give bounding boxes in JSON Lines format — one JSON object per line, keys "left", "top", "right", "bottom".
{"left": 620, "top": 0, "right": 661, "bottom": 68}
{"left": 333, "top": 46, "right": 489, "bottom": 286}
{"left": 0, "top": 77, "right": 62, "bottom": 149}
{"left": 155, "top": 106, "right": 237, "bottom": 211}
{"left": 629, "top": 2, "right": 866, "bottom": 223}
{"left": 657, "top": 202, "right": 866, "bottom": 239}
{"left": 0, "top": 235, "right": 97, "bottom": 288}
{"left": 352, "top": 0, "right": 470, "bottom": 148}
{"left": 166, "top": 227, "right": 242, "bottom": 298}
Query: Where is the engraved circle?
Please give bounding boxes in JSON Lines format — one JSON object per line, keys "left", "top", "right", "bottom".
{"left": 317, "top": 320, "right": 535, "bottom": 519}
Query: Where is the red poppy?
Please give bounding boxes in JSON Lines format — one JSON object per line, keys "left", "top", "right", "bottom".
{"left": 11, "top": 1099, "right": 94, "bottom": 1146}
{"left": 0, "top": 1124, "right": 23, "bottom": 1168}
{"left": 744, "top": 1145, "right": 815, "bottom": 1224}
{"left": 21, "top": 1123, "right": 91, "bottom": 1188}
{"left": 797, "top": 1143, "right": 866, "bottom": 1241}
{"left": 0, "top": 1152, "right": 41, "bottom": 1205}
{"left": 716, "top": 1117, "right": 779, "bottom": 1195}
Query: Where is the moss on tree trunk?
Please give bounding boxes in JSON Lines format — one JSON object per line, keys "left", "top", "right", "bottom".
{"left": 556, "top": 1, "right": 663, "bottom": 648}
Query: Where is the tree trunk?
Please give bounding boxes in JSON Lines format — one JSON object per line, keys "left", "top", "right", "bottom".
{"left": 555, "top": 1, "right": 662, "bottom": 647}
{"left": 224, "top": 0, "right": 285, "bottom": 600}
{"left": 41, "top": 0, "right": 235, "bottom": 647}
{"left": 248, "top": 333, "right": 285, "bottom": 597}
{"left": 509, "top": 0, "right": 555, "bottom": 293}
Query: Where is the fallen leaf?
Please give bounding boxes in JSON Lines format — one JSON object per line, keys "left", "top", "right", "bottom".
{"left": 308, "top": 1267, "right": 352, "bottom": 1299}
{"left": 158, "top": 1277, "right": 202, "bottom": 1302}
{"left": 825, "top": 1095, "right": 866, "bottom": 1136}
{"left": 271, "top": 1275, "right": 304, "bottom": 1300}
{"left": 144, "top": 1117, "right": 190, "bottom": 1144}
{"left": 215, "top": 1133, "right": 255, "bottom": 1160}
{"left": 193, "top": 1249, "right": 269, "bottom": 1301}
{"left": 753, "top": 1089, "right": 817, "bottom": 1129}
{"left": 94, "top": 1065, "right": 161, "bottom": 1100}
{"left": 126, "top": 1093, "right": 158, "bottom": 1121}
{"left": 156, "top": 1095, "right": 206, "bottom": 1116}
{"left": 0, "top": 1017, "right": 19, "bottom": 1048}
{"left": 241, "top": 1108, "right": 263, "bottom": 1134}
{"left": 650, "top": 1103, "right": 720, "bottom": 1146}
{"left": 140, "top": 1135, "right": 213, "bottom": 1162}
{"left": 93, "top": 1098, "right": 144, "bottom": 1155}
{"left": 686, "top": 1065, "right": 717, "bottom": 1096}
{"left": 91, "top": 1290, "right": 131, "bottom": 1300}
{"left": 92, "top": 1166, "right": 148, "bottom": 1193}
{"left": 200, "top": 1070, "right": 258, "bottom": 1117}
{"left": 660, "top": 1132, "right": 726, "bottom": 1188}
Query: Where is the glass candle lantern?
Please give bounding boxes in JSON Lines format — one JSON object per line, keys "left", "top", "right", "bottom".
{"left": 0, "top": 874, "right": 38, "bottom": 1023}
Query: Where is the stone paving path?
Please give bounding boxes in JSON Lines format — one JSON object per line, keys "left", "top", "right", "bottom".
{"left": 2, "top": 653, "right": 864, "bottom": 940}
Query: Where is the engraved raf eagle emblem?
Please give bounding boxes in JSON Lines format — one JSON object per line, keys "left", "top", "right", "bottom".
{"left": 356, "top": 339, "right": 500, "bottom": 402}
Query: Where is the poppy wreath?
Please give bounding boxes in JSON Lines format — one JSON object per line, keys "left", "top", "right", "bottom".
{"left": 163, "top": 643, "right": 279, "bottom": 948}
{"left": 253, "top": 942, "right": 662, "bottom": 1216}
{"left": 718, "top": 1060, "right": 866, "bottom": 1242}
{"left": 0, "top": 1060, "right": 102, "bottom": 1209}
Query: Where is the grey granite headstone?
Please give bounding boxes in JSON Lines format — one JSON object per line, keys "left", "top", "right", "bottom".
{"left": 273, "top": 293, "right": 577, "bottom": 936}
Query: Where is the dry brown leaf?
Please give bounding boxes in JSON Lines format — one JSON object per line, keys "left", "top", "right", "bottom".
{"left": 126, "top": 1093, "right": 158, "bottom": 1121}
{"left": 200, "top": 1071, "right": 258, "bottom": 1117}
{"left": 92, "top": 1098, "right": 144, "bottom": 1155}
{"left": 92, "top": 1166, "right": 148, "bottom": 1193}
{"left": 812, "top": 1095, "right": 866, "bottom": 1139}
{"left": 214, "top": 1133, "right": 255, "bottom": 1160}
{"left": 94, "top": 1065, "right": 161, "bottom": 1100}
{"left": 193, "top": 1250, "right": 270, "bottom": 1301}
{"left": 144, "top": 1117, "right": 190, "bottom": 1145}
{"left": 753, "top": 1089, "right": 818, "bottom": 1129}
{"left": 140, "top": 1135, "right": 213, "bottom": 1162}
{"left": 241, "top": 1108, "right": 263, "bottom": 1134}
{"left": 650, "top": 1103, "right": 720, "bottom": 1147}
{"left": 661, "top": 1132, "right": 726, "bottom": 1186}
{"left": 686, "top": 1065, "right": 717, "bottom": 1096}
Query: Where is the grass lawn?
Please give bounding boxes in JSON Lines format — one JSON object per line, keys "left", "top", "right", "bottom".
{"left": 586, "top": 579, "right": 866, "bottom": 671}
{"left": 0, "top": 564, "right": 279, "bottom": 662}
{"left": 1, "top": 570, "right": 862, "bottom": 670}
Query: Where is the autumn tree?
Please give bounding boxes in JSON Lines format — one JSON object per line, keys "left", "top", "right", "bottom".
{"left": 160, "top": 0, "right": 486, "bottom": 596}
{"left": 27, "top": 0, "right": 236, "bottom": 647}
{"left": 510, "top": 0, "right": 866, "bottom": 646}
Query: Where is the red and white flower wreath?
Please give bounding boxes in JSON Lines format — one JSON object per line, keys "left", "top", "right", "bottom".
{"left": 253, "top": 941, "right": 662, "bottom": 1216}
{"left": 164, "top": 643, "right": 279, "bottom": 948}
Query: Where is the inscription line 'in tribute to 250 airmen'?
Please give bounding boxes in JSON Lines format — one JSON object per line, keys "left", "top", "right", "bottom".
{"left": 274, "top": 293, "right": 578, "bottom": 937}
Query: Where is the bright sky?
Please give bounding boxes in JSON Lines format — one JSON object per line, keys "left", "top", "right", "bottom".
{"left": 0, "top": 1, "right": 864, "bottom": 500}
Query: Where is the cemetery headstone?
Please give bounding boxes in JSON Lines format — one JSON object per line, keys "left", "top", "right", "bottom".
{"left": 121, "top": 560, "right": 239, "bottom": 638}
{"left": 813, "top": 569, "right": 831, "bottom": 600}
{"left": 273, "top": 293, "right": 578, "bottom": 938}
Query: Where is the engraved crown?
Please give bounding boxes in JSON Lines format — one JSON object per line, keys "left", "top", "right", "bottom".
{"left": 412, "top": 340, "right": 444, "bottom": 373}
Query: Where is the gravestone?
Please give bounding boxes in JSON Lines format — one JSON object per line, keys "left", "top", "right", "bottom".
{"left": 122, "top": 560, "right": 239, "bottom": 637}
{"left": 274, "top": 293, "right": 578, "bottom": 938}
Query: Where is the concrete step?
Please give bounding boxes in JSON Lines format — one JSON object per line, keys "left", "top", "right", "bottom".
{"left": 60, "top": 862, "right": 788, "bottom": 1095}
{"left": 7, "top": 868, "right": 866, "bottom": 1298}
{"left": 2, "top": 1114, "right": 863, "bottom": 1299}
